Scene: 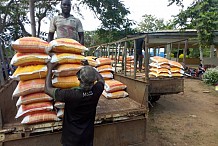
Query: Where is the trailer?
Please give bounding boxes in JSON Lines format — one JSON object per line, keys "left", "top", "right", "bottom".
{"left": 0, "top": 75, "right": 148, "bottom": 146}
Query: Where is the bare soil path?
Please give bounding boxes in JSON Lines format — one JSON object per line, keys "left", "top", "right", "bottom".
{"left": 146, "top": 78, "right": 218, "bottom": 146}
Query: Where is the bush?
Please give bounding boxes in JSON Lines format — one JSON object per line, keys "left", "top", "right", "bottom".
{"left": 202, "top": 67, "right": 218, "bottom": 85}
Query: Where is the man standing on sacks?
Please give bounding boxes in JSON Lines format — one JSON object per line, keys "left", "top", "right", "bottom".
{"left": 48, "top": 0, "right": 84, "bottom": 45}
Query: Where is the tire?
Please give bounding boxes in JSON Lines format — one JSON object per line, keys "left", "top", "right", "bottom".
{"left": 149, "top": 95, "right": 161, "bottom": 103}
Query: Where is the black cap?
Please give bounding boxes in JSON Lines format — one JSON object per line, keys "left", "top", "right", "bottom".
{"left": 77, "top": 66, "right": 96, "bottom": 84}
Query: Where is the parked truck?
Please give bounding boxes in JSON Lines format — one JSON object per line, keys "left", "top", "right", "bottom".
{"left": 0, "top": 75, "right": 148, "bottom": 146}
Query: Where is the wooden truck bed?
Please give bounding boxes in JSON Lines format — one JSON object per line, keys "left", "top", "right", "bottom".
{"left": 149, "top": 78, "right": 184, "bottom": 95}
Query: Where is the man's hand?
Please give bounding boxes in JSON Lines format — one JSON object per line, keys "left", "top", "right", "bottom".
{"left": 47, "top": 62, "right": 58, "bottom": 70}
{"left": 81, "top": 59, "right": 89, "bottom": 66}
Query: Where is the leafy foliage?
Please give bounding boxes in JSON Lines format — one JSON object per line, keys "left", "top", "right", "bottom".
{"left": 136, "top": 14, "right": 174, "bottom": 32}
{"left": 172, "top": 0, "right": 218, "bottom": 48}
{"left": 203, "top": 67, "right": 218, "bottom": 85}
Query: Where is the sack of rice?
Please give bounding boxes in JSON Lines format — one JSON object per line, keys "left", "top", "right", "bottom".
{"left": 47, "top": 38, "right": 88, "bottom": 54}
{"left": 50, "top": 53, "right": 85, "bottom": 64}
{"left": 102, "top": 90, "right": 128, "bottom": 99}
{"left": 13, "top": 79, "right": 45, "bottom": 98}
{"left": 168, "top": 60, "right": 184, "bottom": 69}
{"left": 12, "top": 37, "right": 48, "bottom": 53}
{"left": 85, "top": 56, "right": 97, "bottom": 67}
{"left": 53, "top": 64, "right": 83, "bottom": 77}
{"left": 52, "top": 76, "right": 80, "bottom": 89}
{"left": 149, "top": 62, "right": 170, "bottom": 69}
{"left": 11, "top": 53, "right": 51, "bottom": 66}
{"left": 104, "top": 80, "right": 127, "bottom": 93}
{"left": 21, "top": 111, "right": 59, "bottom": 124}
{"left": 149, "top": 71, "right": 171, "bottom": 78}
{"left": 96, "top": 58, "right": 113, "bottom": 66}
{"left": 171, "top": 72, "right": 184, "bottom": 77}
{"left": 15, "top": 101, "right": 53, "bottom": 118}
{"left": 16, "top": 93, "right": 53, "bottom": 107}
{"left": 149, "top": 67, "right": 171, "bottom": 74}
{"left": 100, "top": 72, "right": 113, "bottom": 79}
{"left": 150, "top": 56, "right": 169, "bottom": 64}
{"left": 57, "top": 109, "right": 64, "bottom": 119}
{"left": 54, "top": 102, "right": 65, "bottom": 109}
{"left": 10, "top": 65, "right": 47, "bottom": 81}
{"left": 96, "top": 65, "right": 114, "bottom": 72}
{"left": 170, "top": 67, "right": 184, "bottom": 74}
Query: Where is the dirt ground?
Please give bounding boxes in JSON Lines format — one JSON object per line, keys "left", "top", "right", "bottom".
{"left": 146, "top": 78, "right": 218, "bottom": 146}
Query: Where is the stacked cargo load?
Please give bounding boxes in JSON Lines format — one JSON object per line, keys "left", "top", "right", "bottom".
{"left": 95, "top": 57, "right": 114, "bottom": 80}
{"left": 168, "top": 60, "right": 184, "bottom": 77}
{"left": 10, "top": 37, "right": 59, "bottom": 124}
{"left": 149, "top": 56, "right": 184, "bottom": 78}
{"left": 149, "top": 56, "right": 171, "bottom": 78}
{"left": 47, "top": 38, "right": 88, "bottom": 119}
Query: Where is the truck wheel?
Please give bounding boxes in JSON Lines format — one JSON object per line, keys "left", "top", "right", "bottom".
{"left": 149, "top": 95, "right": 161, "bottom": 103}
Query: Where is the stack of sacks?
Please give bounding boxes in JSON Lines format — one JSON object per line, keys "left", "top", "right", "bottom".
{"left": 168, "top": 60, "right": 184, "bottom": 77}
{"left": 10, "top": 37, "right": 59, "bottom": 124}
{"left": 102, "top": 79, "right": 129, "bottom": 99}
{"left": 126, "top": 56, "right": 134, "bottom": 72}
{"left": 149, "top": 56, "right": 171, "bottom": 78}
{"left": 95, "top": 57, "right": 114, "bottom": 80}
{"left": 47, "top": 38, "right": 88, "bottom": 119}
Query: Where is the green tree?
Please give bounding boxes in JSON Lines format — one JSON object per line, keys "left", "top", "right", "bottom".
{"left": 136, "top": 14, "right": 172, "bottom": 32}
{"left": 170, "top": 0, "right": 218, "bottom": 48}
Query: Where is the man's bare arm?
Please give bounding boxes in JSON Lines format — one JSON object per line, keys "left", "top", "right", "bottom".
{"left": 78, "top": 32, "right": 84, "bottom": 45}
{"left": 45, "top": 62, "right": 57, "bottom": 98}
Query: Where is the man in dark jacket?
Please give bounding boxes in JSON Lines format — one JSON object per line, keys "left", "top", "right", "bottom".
{"left": 45, "top": 61, "right": 105, "bottom": 146}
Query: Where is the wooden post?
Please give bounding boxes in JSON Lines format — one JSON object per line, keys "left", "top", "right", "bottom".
{"left": 114, "top": 44, "right": 118, "bottom": 73}
{"left": 183, "top": 40, "right": 188, "bottom": 64}
{"left": 29, "top": 0, "right": 36, "bottom": 36}
{"left": 166, "top": 44, "right": 171, "bottom": 59}
{"left": 134, "top": 39, "right": 137, "bottom": 79}
{"left": 0, "top": 40, "right": 6, "bottom": 85}
{"left": 124, "top": 41, "right": 127, "bottom": 76}
{"left": 107, "top": 45, "right": 110, "bottom": 58}
{"left": 210, "top": 45, "right": 215, "bottom": 58}
{"left": 144, "top": 35, "right": 149, "bottom": 82}
{"left": 176, "top": 42, "right": 180, "bottom": 62}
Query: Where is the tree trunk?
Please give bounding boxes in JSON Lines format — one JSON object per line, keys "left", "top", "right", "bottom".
{"left": 199, "top": 46, "right": 204, "bottom": 66}
{"left": 29, "top": 0, "right": 36, "bottom": 36}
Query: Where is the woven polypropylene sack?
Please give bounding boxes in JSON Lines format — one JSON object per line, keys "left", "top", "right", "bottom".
{"left": 51, "top": 53, "right": 85, "bottom": 64}
{"left": 102, "top": 90, "right": 129, "bottom": 99}
{"left": 150, "top": 56, "right": 169, "bottom": 64}
{"left": 168, "top": 60, "right": 184, "bottom": 69}
{"left": 100, "top": 72, "right": 113, "bottom": 79}
{"left": 97, "top": 65, "right": 114, "bottom": 72}
{"left": 52, "top": 76, "right": 80, "bottom": 89}
{"left": 53, "top": 64, "right": 83, "bottom": 77}
{"left": 15, "top": 101, "right": 53, "bottom": 118}
{"left": 149, "top": 67, "right": 171, "bottom": 74}
{"left": 57, "top": 109, "right": 64, "bottom": 119}
{"left": 10, "top": 65, "right": 47, "bottom": 81}
{"left": 85, "top": 56, "right": 97, "bottom": 67}
{"left": 104, "top": 80, "right": 127, "bottom": 93}
{"left": 16, "top": 93, "right": 53, "bottom": 106}
{"left": 21, "top": 111, "right": 59, "bottom": 124}
{"left": 12, "top": 79, "right": 45, "bottom": 98}
{"left": 12, "top": 37, "right": 49, "bottom": 53}
{"left": 11, "top": 53, "right": 51, "bottom": 66}
{"left": 54, "top": 102, "right": 65, "bottom": 109}
{"left": 47, "top": 38, "right": 88, "bottom": 54}
{"left": 149, "top": 71, "right": 171, "bottom": 78}
{"left": 96, "top": 58, "right": 114, "bottom": 67}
